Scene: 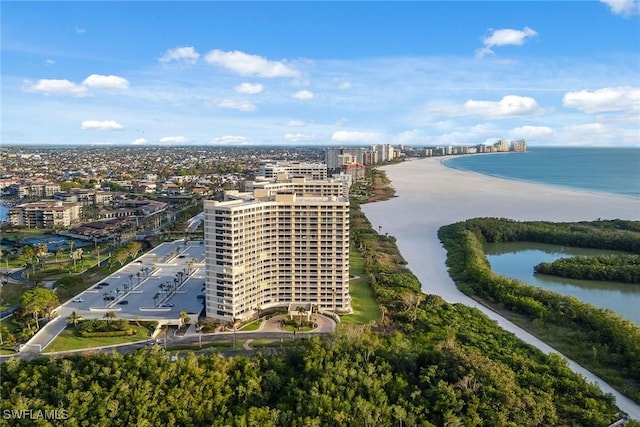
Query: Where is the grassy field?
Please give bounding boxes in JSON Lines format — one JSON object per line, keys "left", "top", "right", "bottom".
{"left": 341, "top": 278, "right": 380, "bottom": 324}
{"left": 44, "top": 324, "right": 151, "bottom": 353}
{"left": 166, "top": 341, "right": 235, "bottom": 354}
{"left": 349, "top": 246, "right": 366, "bottom": 277}
{"left": 341, "top": 248, "right": 381, "bottom": 325}
{"left": 239, "top": 319, "right": 262, "bottom": 331}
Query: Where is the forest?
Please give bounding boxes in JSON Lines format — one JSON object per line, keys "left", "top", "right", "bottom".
{"left": 534, "top": 254, "right": 640, "bottom": 284}
{"left": 438, "top": 217, "right": 640, "bottom": 403}
{"left": 0, "top": 206, "right": 637, "bottom": 425}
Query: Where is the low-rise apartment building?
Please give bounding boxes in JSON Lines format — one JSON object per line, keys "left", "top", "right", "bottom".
{"left": 9, "top": 200, "right": 81, "bottom": 228}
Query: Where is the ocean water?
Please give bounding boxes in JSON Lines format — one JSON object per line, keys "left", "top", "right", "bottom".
{"left": 443, "top": 147, "right": 640, "bottom": 198}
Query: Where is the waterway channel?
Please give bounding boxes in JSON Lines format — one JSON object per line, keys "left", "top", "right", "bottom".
{"left": 484, "top": 241, "right": 640, "bottom": 326}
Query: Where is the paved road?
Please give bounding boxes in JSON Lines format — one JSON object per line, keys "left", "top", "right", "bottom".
{"left": 4, "top": 313, "right": 336, "bottom": 360}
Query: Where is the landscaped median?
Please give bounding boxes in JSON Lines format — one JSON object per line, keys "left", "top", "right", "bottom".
{"left": 44, "top": 320, "right": 155, "bottom": 353}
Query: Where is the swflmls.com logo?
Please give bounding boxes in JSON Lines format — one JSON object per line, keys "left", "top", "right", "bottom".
{"left": 2, "top": 409, "right": 69, "bottom": 420}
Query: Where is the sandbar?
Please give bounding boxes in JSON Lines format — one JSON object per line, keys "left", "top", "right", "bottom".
{"left": 360, "top": 156, "right": 640, "bottom": 417}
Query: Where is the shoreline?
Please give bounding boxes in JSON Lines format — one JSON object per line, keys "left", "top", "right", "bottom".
{"left": 440, "top": 152, "right": 640, "bottom": 200}
{"left": 360, "top": 157, "right": 640, "bottom": 418}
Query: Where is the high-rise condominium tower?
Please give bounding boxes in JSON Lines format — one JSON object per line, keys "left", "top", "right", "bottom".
{"left": 203, "top": 183, "right": 351, "bottom": 322}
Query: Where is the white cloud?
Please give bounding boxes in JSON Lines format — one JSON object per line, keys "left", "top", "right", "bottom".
{"left": 509, "top": 125, "right": 555, "bottom": 139}
{"left": 559, "top": 122, "right": 635, "bottom": 146}
{"left": 75, "top": 26, "right": 86, "bottom": 34}
{"left": 563, "top": 87, "right": 640, "bottom": 113}
{"left": 462, "top": 95, "right": 542, "bottom": 118}
{"left": 159, "top": 46, "right": 200, "bottom": 65}
{"left": 335, "top": 79, "right": 352, "bottom": 90}
{"left": 284, "top": 133, "right": 315, "bottom": 142}
{"left": 204, "top": 49, "right": 300, "bottom": 78}
{"left": 234, "top": 82, "right": 264, "bottom": 94}
{"left": 332, "top": 130, "right": 379, "bottom": 143}
{"left": 213, "top": 99, "right": 256, "bottom": 112}
{"left": 600, "top": 0, "right": 640, "bottom": 15}
{"left": 45, "top": 59, "right": 55, "bottom": 65}
{"left": 291, "top": 90, "right": 314, "bottom": 100}
{"left": 82, "top": 74, "right": 130, "bottom": 90}
{"left": 476, "top": 27, "right": 537, "bottom": 58}
{"left": 285, "top": 120, "right": 305, "bottom": 127}
{"left": 23, "top": 79, "right": 89, "bottom": 97}
{"left": 209, "top": 135, "right": 249, "bottom": 145}
{"left": 81, "top": 120, "right": 124, "bottom": 131}
{"left": 393, "top": 129, "right": 427, "bottom": 145}
{"left": 159, "top": 136, "right": 189, "bottom": 144}
{"left": 23, "top": 74, "right": 129, "bottom": 96}
{"left": 131, "top": 138, "right": 148, "bottom": 145}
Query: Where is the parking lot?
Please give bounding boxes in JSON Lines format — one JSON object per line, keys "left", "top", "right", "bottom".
{"left": 63, "top": 240, "right": 206, "bottom": 325}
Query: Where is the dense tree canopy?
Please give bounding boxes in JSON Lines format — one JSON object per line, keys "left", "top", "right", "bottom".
{"left": 535, "top": 254, "right": 640, "bottom": 284}
{"left": 439, "top": 217, "right": 640, "bottom": 402}
{"left": 0, "top": 209, "right": 637, "bottom": 425}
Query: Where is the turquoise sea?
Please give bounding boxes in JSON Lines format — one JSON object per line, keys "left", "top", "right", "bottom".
{"left": 443, "top": 147, "right": 640, "bottom": 198}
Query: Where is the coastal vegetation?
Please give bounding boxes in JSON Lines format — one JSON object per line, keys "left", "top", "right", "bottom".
{"left": 0, "top": 171, "right": 636, "bottom": 425}
{"left": 534, "top": 253, "right": 640, "bottom": 284}
{"left": 438, "top": 217, "right": 640, "bottom": 402}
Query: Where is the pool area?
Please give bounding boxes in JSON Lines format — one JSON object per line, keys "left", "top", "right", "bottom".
{"left": 1, "top": 234, "right": 92, "bottom": 252}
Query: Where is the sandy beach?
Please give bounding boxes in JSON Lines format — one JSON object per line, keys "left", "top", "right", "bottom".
{"left": 361, "top": 156, "right": 640, "bottom": 418}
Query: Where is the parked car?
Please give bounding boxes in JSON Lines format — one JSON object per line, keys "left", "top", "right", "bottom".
{"left": 98, "top": 282, "right": 109, "bottom": 286}
{"left": 162, "top": 303, "right": 174, "bottom": 308}
{"left": 72, "top": 298, "right": 84, "bottom": 303}
{"left": 118, "top": 300, "right": 129, "bottom": 305}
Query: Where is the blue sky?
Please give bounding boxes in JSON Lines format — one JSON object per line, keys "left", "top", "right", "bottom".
{"left": 2, "top": 1, "right": 639, "bottom": 147}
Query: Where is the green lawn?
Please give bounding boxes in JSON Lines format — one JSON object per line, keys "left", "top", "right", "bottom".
{"left": 239, "top": 319, "right": 262, "bottom": 331}
{"left": 44, "top": 324, "right": 151, "bottom": 353}
{"left": 282, "top": 323, "right": 316, "bottom": 332}
{"left": 349, "top": 247, "right": 366, "bottom": 276}
{"left": 341, "top": 277, "right": 381, "bottom": 324}
{"left": 342, "top": 247, "right": 381, "bottom": 325}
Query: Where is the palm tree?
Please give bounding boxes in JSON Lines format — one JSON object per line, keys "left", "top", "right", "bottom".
{"left": 296, "top": 306, "right": 307, "bottom": 323}
{"left": 231, "top": 318, "right": 237, "bottom": 350}
{"left": 22, "top": 245, "right": 37, "bottom": 276}
{"left": 55, "top": 246, "right": 64, "bottom": 263}
{"left": 160, "top": 324, "right": 168, "bottom": 347}
{"left": 179, "top": 309, "right": 190, "bottom": 330}
{"left": 103, "top": 311, "right": 116, "bottom": 322}
{"left": 68, "top": 311, "right": 82, "bottom": 326}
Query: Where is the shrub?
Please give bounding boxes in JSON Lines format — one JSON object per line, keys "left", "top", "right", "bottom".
{"left": 79, "top": 329, "right": 136, "bottom": 338}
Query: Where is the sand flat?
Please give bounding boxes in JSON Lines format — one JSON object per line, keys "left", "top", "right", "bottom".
{"left": 360, "top": 156, "right": 640, "bottom": 418}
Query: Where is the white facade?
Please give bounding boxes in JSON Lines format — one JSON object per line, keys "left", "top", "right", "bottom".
{"left": 204, "top": 190, "right": 351, "bottom": 322}
{"left": 9, "top": 200, "right": 81, "bottom": 228}
{"left": 258, "top": 162, "right": 327, "bottom": 181}
{"left": 245, "top": 176, "right": 349, "bottom": 198}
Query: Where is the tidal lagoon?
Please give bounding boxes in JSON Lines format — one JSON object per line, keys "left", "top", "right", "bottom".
{"left": 361, "top": 155, "right": 640, "bottom": 418}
